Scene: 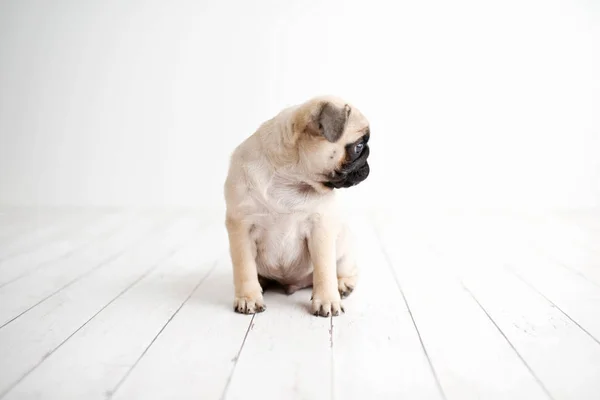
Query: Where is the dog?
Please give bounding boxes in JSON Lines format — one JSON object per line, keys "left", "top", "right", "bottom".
{"left": 224, "top": 96, "right": 370, "bottom": 317}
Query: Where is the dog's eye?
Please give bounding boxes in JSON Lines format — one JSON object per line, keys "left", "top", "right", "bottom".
{"left": 354, "top": 142, "right": 364, "bottom": 154}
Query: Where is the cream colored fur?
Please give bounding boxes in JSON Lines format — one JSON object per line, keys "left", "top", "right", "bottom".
{"left": 224, "top": 96, "right": 369, "bottom": 317}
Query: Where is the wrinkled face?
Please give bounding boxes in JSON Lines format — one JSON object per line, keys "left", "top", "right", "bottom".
{"left": 324, "top": 128, "right": 370, "bottom": 189}
{"left": 294, "top": 97, "right": 371, "bottom": 190}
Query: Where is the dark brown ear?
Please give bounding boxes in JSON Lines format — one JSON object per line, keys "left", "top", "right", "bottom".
{"left": 315, "top": 102, "right": 351, "bottom": 143}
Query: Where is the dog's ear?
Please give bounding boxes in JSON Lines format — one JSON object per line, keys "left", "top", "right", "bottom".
{"left": 316, "top": 102, "right": 351, "bottom": 142}
{"left": 291, "top": 98, "right": 351, "bottom": 144}
{"left": 299, "top": 101, "right": 350, "bottom": 143}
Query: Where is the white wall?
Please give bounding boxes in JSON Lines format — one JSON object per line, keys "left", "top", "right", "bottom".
{"left": 0, "top": 0, "right": 598, "bottom": 211}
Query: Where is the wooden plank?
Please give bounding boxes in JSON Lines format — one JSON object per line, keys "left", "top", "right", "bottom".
{"left": 0, "top": 211, "right": 128, "bottom": 287}
{"left": 425, "top": 214, "right": 600, "bottom": 400}
{"left": 3, "top": 210, "right": 597, "bottom": 399}
{"left": 564, "top": 212, "right": 600, "bottom": 235}
{"left": 0, "top": 209, "right": 72, "bottom": 238}
{"left": 109, "top": 259, "right": 252, "bottom": 400}
{"left": 376, "top": 214, "right": 550, "bottom": 400}
{"left": 0, "top": 210, "right": 48, "bottom": 239}
{"left": 473, "top": 215, "right": 600, "bottom": 344}
{"left": 332, "top": 216, "right": 442, "bottom": 400}
{"left": 515, "top": 215, "right": 600, "bottom": 287}
{"left": 0, "top": 211, "right": 67, "bottom": 248}
{"left": 0, "top": 210, "right": 99, "bottom": 261}
{"left": 0, "top": 213, "right": 162, "bottom": 327}
{"left": 542, "top": 215, "right": 600, "bottom": 255}
{"left": 0, "top": 216, "right": 214, "bottom": 396}
{"left": 3, "top": 219, "right": 226, "bottom": 400}
{"left": 0, "top": 209, "right": 88, "bottom": 243}
{"left": 223, "top": 282, "right": 331, "bottom": 400}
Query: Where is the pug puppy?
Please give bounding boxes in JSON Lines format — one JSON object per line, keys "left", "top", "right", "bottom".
{"left": 224, "top": 96, "right": 370, "bottom": 317}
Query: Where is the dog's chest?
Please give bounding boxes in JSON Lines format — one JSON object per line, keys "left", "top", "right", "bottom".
{"left": 250, "top": 213, "right": 312, "bottom": 282}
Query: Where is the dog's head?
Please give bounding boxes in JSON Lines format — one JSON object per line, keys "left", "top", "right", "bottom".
{"left": 292, "top": 96, "right": 371, "bottom": 189}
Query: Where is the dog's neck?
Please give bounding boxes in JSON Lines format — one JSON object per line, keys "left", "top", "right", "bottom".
{"left": 256, "top": 109, "right": 296, "bottom": 162}
{"left": 253, "top": 106, "right": 334, "bottom": 198}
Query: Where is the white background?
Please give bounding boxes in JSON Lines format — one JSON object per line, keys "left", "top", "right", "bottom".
{"left": 0, "top": 0, "right": 598, "bottom": 212}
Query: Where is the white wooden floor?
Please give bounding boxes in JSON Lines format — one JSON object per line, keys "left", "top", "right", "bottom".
{"left": 0, "top": 208, "right": 599, "bottom": 400}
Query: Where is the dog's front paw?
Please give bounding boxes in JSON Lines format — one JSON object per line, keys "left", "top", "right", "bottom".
{"left": 234, "top": 286, "right": 266, "bottom": 314}
{"left": 311, "top": 290, "right": 344, "bottom": 317}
